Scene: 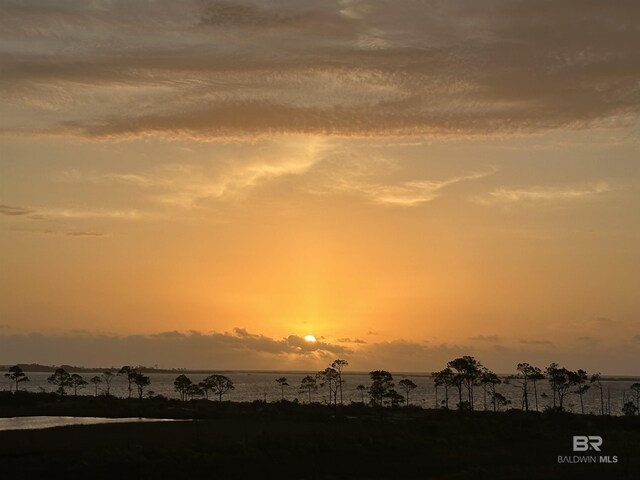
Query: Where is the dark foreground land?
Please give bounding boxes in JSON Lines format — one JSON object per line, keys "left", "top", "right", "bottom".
{"left": 0, "top": 393, "right": 638, "bottom": 479}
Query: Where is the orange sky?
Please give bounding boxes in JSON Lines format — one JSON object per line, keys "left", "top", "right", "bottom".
{"left": 1, "top": 1, "right": 639, "bottom": 373}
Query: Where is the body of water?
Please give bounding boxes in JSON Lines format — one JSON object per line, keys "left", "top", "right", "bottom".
{"left": 2, "top": 371, "right": 637, "bottom": 416}
{"left": 0, "top": 416, "right": 184, "bottom": 431}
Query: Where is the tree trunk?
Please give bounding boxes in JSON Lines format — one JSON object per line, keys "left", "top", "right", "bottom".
{"left": 490, "top": 385, "right": 496, "bottom": 412}
{"left": 483, "top": 384, "right": 487, "bottom": 411}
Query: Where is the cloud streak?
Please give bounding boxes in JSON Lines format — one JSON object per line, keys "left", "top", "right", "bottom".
{"left": 55, "top": 137, "right": 328, "bottom": 208}
{"left": 361, "top": 170, "right": 495, "bottom": 207}
{"left": 475, "top": 182, "right": 614, "bottom": 206}
{"left": 2, "top": 0, "right": 639, "bottom": 139}
{"left": 518, "top": 339, "right": 553, "bottom": 346}
{"left": 312, "top": 162, "right": 496, "bottom": 206}
{"left": 0, "top": 204, "right": 144, "bottom": 221}
{"left": 10, "top": 227, "right": 110, "bottom": 237}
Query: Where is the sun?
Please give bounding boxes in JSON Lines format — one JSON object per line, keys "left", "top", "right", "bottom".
{"left": 304, "top": 335, "right": 317, "bottom": 343}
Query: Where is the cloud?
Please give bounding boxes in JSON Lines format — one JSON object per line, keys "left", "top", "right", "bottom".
{"left": 199, "top": 2, "right": 353, "bottom": 32}
{"left": 518, "top": 339, "right": 553, "bottom": 345}
{"left": 10, "top": 228, "right": 110, "bottom": 237}
{"left": 0, "top": 328, "right": 350, "bottom": 370}
{"left": 1, "top": 329, "right": 638, "bottom": 373}
{"left": 468, "top": 335, "right": 500, "bottom": 342}
{"left": 355, "top": 170, "right": 494, "bottom": 207}
{"left": 55, "top": 137, "right": 328, "bottom": 208}
{"left": 0, "top": 203, "right": 146, "bottom": 221}
{"left": 0, "top": 204, "right": 36, "bottom": 216}
{"left": 336, "top": 337, "right": 367, "bottom": 344}
{"left": 591, "top": 316, "right": 617, "bottom": 326}
{"left": 355, "top": 340, "right": 469, "bottom": 371}
{"left": 230, "top": 327, "right": 351, "bottom": 355}
{"left": 2, "top": 1, "right": 639, "bottom": 139}
{"left": 309, "top": 154, "right": 496, "bottom": 206}
{"left": 475, "top": 182, "right": 613, "bottom": 205}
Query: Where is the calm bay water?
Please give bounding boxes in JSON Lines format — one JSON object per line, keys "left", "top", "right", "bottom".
{"left": 2, "top": 371, "right": 637, "bottom": 416}
{"left": 0, "top": 416, "right": 183, "bottom": 431}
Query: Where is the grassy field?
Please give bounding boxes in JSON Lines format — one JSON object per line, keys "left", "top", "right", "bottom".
{"left": 0, "top": 392, "right": 638, "bottom": 479}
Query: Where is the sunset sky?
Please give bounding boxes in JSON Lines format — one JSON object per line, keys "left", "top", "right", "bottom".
{"left": 1, "top": 1, "right": 639, "bottom": 373}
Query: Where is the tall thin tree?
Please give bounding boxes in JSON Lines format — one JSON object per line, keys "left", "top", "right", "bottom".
{"left": 5, "top": 365, "right": 29, "bottom": 392}
{"left": 275, "top": 377, "right": 289, "bottom": 401}
{"left": 90, "top": 375, "right": 102, "bottom": 396}
{"left": 299, "top": 375, "right": 317, "bottom": 403}
{"left": 398, "top": 379, "right": 417, "bottom": 406}
{"left": 102, "top": 371, "right": 114, "bottom": 396}
{"left": 590, "top": 373, "right": 605, "bottom": 415}
{"left": 331, "top": 359, "right": 349, "bottom": 405}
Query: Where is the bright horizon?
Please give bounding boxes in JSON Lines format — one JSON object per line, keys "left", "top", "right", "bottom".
{"left": 1, "top": 1, "right": 639, "bottom": 375}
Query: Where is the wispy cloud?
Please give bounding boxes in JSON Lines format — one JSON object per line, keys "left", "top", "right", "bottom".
{"left": 56, "top": 137, "right": 329, "bottom": 208}
{"left": 518, "top": 339, "right": 553, "bottom": 346}
{"left": 475, "top": 182, "right": 614, "bottom": 206}
{"left": 10, "top": 227, "right": 109, "bottom": 238}
{"left": 317, "top": 166, "right": 496, "bottom": 207}
{"left": 1, "top": 1, "right": 638, "bottom": 139}
{"left": 0, "top": 204, "right": 45, "bottom": 219}
{"left": 18, "top": 206, "right": 143, "bottom": 220}
{"left": 199, "top": 2, "right": 353, "bottom": 31}
{"left": 365, "top": 170, "right": 494, "bottom": 207}
{"left": 468, "top": 335, "right": 500, "bottom": 342}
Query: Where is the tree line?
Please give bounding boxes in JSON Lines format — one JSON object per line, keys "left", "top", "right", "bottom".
{"left": 3, "top": 361, "right": 640, "bottom": 416}
{"left": 431, "top": 356, "right": 640, "bottom": 416}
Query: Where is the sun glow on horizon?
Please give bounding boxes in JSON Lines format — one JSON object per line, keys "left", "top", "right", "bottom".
{"left": 304, "top": 335, "right": 317, "bottom": 343}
